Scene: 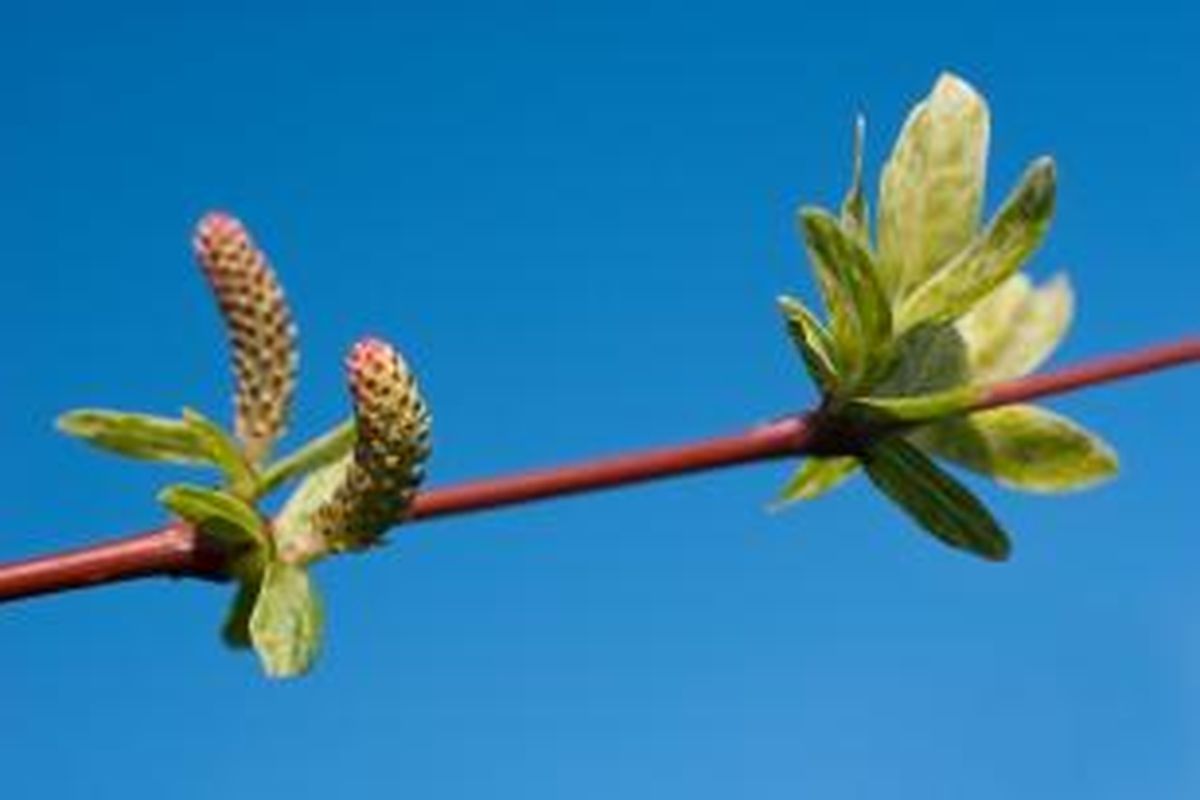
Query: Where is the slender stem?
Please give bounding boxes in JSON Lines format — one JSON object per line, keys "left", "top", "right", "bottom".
{"left": 976, "top": 338, "right": 1200, "bottom": 410}
{"left": 409, "top": 414, "right": 818, "bottom": 520}
{"left": 0, "top": 523, "right": 226, "bottom": 602}
{"left": 0, "top": 337, "right": 1196, "bottom": 603}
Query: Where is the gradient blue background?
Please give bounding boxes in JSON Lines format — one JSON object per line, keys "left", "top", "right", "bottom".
{"left": 1, "top": 1, "right": 1197, "bottom": 797}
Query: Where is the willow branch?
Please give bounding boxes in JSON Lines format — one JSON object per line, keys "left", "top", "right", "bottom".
{"left": 0, "top": 337, "right": 1196, "bottom": 604}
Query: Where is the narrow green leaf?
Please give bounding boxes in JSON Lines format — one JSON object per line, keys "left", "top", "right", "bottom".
{"left": 259, "top": 420, "right": 355, "bottom": 496}
{"left": 222, "top": 575, "right": 262, "bottom": 650}
{"left": 774, "top": 456, "right": 859, "bottom": 505}
{"left": 249, "top": 562, "right": 324, "bottom": 679}
{"left": 182, "top": 408, "right": 258, "bottom": 498}
{"left": 863, "top": 437, "right": 1010, "bottom": 560}
{"left": 778, "top": 295, "right": 841, "bottom": 394}
{"left": 956, "top": 273, "right": 1073, "bottom": 383}
{"left": 912, "top": 405, "right": 1118, "bottom": 493}
{"left": 840, "top": 114, "right": 870, "bottom": 247}
{"left": 898, "top": 157, "right": 1057, "bottom": 330}
{"left": 847, "top": 384, "right": 983, "bottom": 425}
{"left": 56, "top": 409, "right": 208, "bottom": 464}
{"left": 158, "top": 483, "right": 268, "bottom": 553}
{"left": 877, "top": 73, "right": 990, "bottom": 297}
{"left": 798, "top": 207, "right": 892, "bottom": 384}
{"left": 799, "top": 208, "right": 860, "bottom": 370}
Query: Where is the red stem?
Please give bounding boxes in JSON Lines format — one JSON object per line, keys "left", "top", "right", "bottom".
{"left": 0, "top": 337, "right": 1196, "bottom": 603}
{"left": 0, "top": 524, "right": 226, "bottom": 602}
{"left": 976, "top": 338, "right": 1200, "bottom": 410}
{"left": 409, "top": 414, "right": 818, "bottom": 520}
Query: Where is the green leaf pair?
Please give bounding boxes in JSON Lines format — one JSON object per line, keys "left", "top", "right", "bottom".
{"left": 157, "top": 481, "right": 325, "bottom": 676}
{"left": 776, "top": 73, "right": 1118, "bottom": 560}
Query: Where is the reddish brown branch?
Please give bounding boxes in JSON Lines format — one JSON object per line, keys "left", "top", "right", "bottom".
{"left": 0, "top": 337, "right": 1196, "bottom": 604}
{"left": 0, "top": 523, "right": 226, "bottom": 602}
{"left": 409, "top": 413, "right": 819, "bottom": 520}
{"left": 976, "top": 338, "right": 1200, "bottom": 410}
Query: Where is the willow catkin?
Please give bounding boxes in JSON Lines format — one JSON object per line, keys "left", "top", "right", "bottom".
{"left": 193, "top": 212, "right": 298, "bottom": 464}
{"left": 315, "top": 337, "right": 431, "bottom": 552}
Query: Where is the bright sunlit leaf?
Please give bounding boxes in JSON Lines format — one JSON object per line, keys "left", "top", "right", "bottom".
{"left": 897, "top": 157, "right": 1057, "bottom": 330}
{"left": 911, "top": 405, "right": 1119, "bottom": 492}
{"left": 57, "top": 409, "right": 209, "bottom": 465}
{"left": 877, "top": 73, "right": 990, "bottom": 298}
{"left": 249, "top": 562, "right": 323, "bottom": 679}
{"left": 957, "top": 274, "right": 1074, "bottom": 383}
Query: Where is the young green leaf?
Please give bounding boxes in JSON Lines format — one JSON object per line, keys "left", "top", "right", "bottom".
{"left": 897, "top": 157, "right": 1057, "bottom": 330}
{"left": 274, "top": 457, "right": 352, "bottom": 565}
{"left": 222, "top": 575, "right": 262, "bottom": 650}
{"left": 778, "top": 295, "right": 841, "bottom": 395}
{"left": 158, "top": 483, "right": 268, "bottom": 553}
{"left": 873, "top": 322, "right": 971, "bottom": 397}
{"left": 840, "top": 114, "right": 870, "bottom": 247}
{"left": 847, "top": 384, "right": 983, "bottom": 426}
{"left": 182, "top": 408, "right": 258, "bottom": 498}
{"left": 911, "top": 405, "right": 1118, "bottom": 492}
{"left": 877, "top": 73, "right": 990, "bottom": 298}
{"left": 775, "top": 456, "right": 859, "bottom": 505}
{"left": 56, "top": 409, "right": 208, "bottom": 465}
{"left": 798, "top": 207, "right": 892, "bottom": 384}
{"left": 259, "top": 419, "right": 355, "bottom": 496}
{"left": 863, "top": 437, "right": 1010, "bottom": 560}
{"left": 249, "top": 562, "right": 324, "bottom": 678}
{"left": 956, "top": 274, "right": 1073, "bottom": 383}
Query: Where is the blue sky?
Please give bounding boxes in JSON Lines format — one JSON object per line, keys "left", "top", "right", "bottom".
{"left": 1, "top": 1, "right": 1197, "bottom": 797}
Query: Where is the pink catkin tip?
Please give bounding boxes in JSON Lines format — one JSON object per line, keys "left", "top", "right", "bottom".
{"left": 350, "top": 337, "right": 392, "bottom": 362}
{"left": 194, "top": 211, "right": 245, "bottom": 246}
{"left": 347, "top": 337, "right": 404, "bottom": 378}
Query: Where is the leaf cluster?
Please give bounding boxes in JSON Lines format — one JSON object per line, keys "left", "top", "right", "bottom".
{"left": 777, "top": 74, "right": 1117, "bottom": 559}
